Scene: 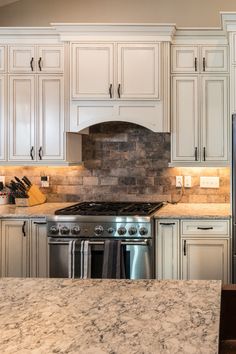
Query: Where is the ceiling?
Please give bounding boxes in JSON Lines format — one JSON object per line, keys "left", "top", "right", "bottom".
{"left": 0, "top": 0, "right": 19, "bottom": 7}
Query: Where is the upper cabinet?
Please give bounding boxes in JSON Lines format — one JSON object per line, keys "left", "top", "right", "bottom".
{"left": 0, "top": 75, "right": 6, "bottom": 161}
{"left": 71, "top": 42, "right": 160, "bottom": 100}
{"left": 171, "top": 45, "right": 228, "bottom": 73}
{"left": 9, "top": 45, "right": 64, "bottom": 73}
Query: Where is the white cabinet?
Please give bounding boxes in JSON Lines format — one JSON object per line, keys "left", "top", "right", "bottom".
{"left": 9, "top": 75, "right": 64, "bottom": 162}
{"left": 0, "top": 46, "right": 6, "bottom": 72}
{"left": 156, "top": 220, "right": 179, "bottom": 280}
{"left": 171, "top": 75, "right": 228, "bottom": 164}
{"left": 30, "top": 220, "right": 48, "bottom": 278}
{"left": 0, "top": 75, "right": 6, "bottom": 161}
{"left": 71, "top": 42, "right": 160, "bottom": 100}
{"left": 0, "top": 219, "right": 30, "bottom": 277}
{"left": 180, "top": 219, "right": 230, "bottom": 283}
{"left": 172, "top": 45, "right": 228, "bottom": 73}
{"left": 9, "top": 45, "right": 64, "bottom": 73}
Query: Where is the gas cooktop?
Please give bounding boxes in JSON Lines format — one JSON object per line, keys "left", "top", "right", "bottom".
{"left": 54, "top": 202, "right": 163, "bottom": 216}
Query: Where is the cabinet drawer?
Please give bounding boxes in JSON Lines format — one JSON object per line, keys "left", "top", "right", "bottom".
{"left": 181, "top": 220, "right": 229, "bottom": 236}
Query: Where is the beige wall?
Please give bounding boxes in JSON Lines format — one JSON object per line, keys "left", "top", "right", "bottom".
{"left": 0, "top": 0, "right": 236, "bottom": 27}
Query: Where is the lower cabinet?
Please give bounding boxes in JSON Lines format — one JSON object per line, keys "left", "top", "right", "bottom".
{"left": 30, "top": 219, "right": 48, "bottom": 277}
{"left": 156, "top": 218, "right": 230, "bottom": 282}
{"left": 0, "top": 218, "right": 48, "bottom": 278}
{"left": 155, "top": 220, "right": 179, "bottom": 279}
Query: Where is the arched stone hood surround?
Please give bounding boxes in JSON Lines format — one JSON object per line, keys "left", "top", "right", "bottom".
{"left": 53, "top": 23, "right": 176, "bottom": 133}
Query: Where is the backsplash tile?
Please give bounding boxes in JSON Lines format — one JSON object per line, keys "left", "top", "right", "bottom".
{"left": 0, "top": 122, "right": 230, "bottom": 203}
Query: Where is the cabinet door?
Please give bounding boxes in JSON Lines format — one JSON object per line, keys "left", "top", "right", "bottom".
{"left": 171, "top": 46, "right": 199, "bottom": 73}
{"left": 71, "top": 43, "right": 114, "bottom": 99}
{"left": 201, "top": 76, "right": 228, "bottom": 162}
{"left": 171, "top": 76, "right": 199, "bottom": 162}
{"left": 9, "top": 75, "right": 36, "bottom": 161}
{"left": 117, "top": 43, "right": 159, "bottom": 99}
{"left": 0, "top": 76, "right": 6, "bottom": 161}
{"left": 30, "top": 220, "right": 48, "bottom": 277}
{"left": 38, "top": 75, "right": 64, "bottom": 161}
{"left": 1, "top": 220, "right": 30, "bottom": 277}
{"left": 0, "top": 46, "right": 6, "bottom": 73}
{"left": 9, "top": 45, "right": 35, "bottom": 73}
{"left": 37, "top": 46, "right": 64, "bottom": 73}
{"left": 181, "top": 238, "right": 229, "bottom": 283}
{"left": 156, "top": 220, "right": 179, "bottom": 280}
{"left": 201, "top": 46, "right": 228, "bottom": 72}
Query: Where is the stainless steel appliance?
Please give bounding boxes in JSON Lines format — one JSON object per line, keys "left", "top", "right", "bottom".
{"left": 47, "top": 202, "right": 163, "bottom": 279}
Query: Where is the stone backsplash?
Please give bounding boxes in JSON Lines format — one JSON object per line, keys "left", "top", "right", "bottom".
{"left": 0, "top": 122, "right": 230, "bottom": 203}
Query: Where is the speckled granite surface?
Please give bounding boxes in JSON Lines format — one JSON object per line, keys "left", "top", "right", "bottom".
{"left": 0, "top": 202, "right": 231, "bottom": 219}
{"left": 0, "top": 278, "right": 221, "bottom": 354}
{"left": 155, "top": 203, "right": 231, "bottom": 219}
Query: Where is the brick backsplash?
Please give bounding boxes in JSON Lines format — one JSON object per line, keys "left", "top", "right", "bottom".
{"left": 0, "top": 122, "right": 230, "bottom": 203}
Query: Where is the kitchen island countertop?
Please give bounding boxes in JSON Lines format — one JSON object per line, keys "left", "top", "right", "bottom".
{"left": 155, "top": 203, "right": 231, "bottom": 219}
{"left": 0, "top": 278, "right": 221, "bottom": 354}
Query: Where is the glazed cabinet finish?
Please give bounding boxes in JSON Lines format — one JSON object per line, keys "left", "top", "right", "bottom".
{"left": 9, "top": 45, "right": 64, "bottom": 73}
{"left": 171, "top": 45, "right": 228, "bottom": 73}
{"left": 171, "top": 75, "right": 228, "bottom": 164}
{"left": 0, "top": 46, "right": 6, "bottom": 72}
{"left": 0, "top": 219, "right": 30, "bottom": 277}
{"left": 9, "top": 75, "right": 64, "bottom": 162}
{"left": 30, "top": 220, "right": 48, "bottom": 278}
{"left": 71, "top": 42, "right": 160, "bottom": 100}
{"left": 0, "top": 75, "right": 6, "bottom": 161}
{"left": 156, "top": 220, "right": 179, "bottom": 280}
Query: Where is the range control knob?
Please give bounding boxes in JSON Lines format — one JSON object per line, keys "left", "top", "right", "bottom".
{"left": 71, "top": 226, "right": 81, "bottom": 235}
{"left": 60, "top": 226, "right": 70, "bottom": 235}
{"left": 118, "top": 226, "right": 127, "bottom": 236}
{"left": 139, "top": 227, "right": 148, "bottom": 236}
{"left": 50, "top": 225, "right": 59, "bottom": 235}
{"left": 128, "top": 226, "right": 138, "bottom": 235}
{"left": 107, "top": 227, "right": 115, "bottom": 234}
{"left": 94, "top": 225, "right": 104, "bottom": 235}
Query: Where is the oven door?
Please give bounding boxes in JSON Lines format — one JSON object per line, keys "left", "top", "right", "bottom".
{"left": 48, "top": 238, "right": 153, "bottom": 279}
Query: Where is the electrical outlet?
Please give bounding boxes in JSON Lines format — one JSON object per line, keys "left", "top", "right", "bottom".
{"left": 176, "top": 176, "right": 183, "bottom": 188}
{"left": 0, "top": 176, "right": 5, "bottom": 186}
{"left": 200, "top": 176, "right": 219, "bottom": 188}
{"left": 184, "top": 176, "right": 192, "bottom": 188}
{"left": 41, "top": 176, "right": 50, "bottom": 188}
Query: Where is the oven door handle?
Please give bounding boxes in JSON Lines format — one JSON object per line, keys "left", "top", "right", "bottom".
{"left": 88, "top": 239, "right": 149, "bottom": 246}
{"left": 48, "top": 241, "right": 73, "bottom": 245}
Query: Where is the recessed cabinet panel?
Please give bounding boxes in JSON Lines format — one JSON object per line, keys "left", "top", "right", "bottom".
{"left": 0, "top": 46, "right": 6, "bottom": 72}
{"left": 37, "top": 46, "right": 64, "bottom": 73}
{"left": 30, "top": 220, "right": 48, "bottom": 277}
{"left": 117, "top": 43, "right": 160, "bottom": 99}
{"left": 201, "top": 76, "right": 228, "bottom": 161}
{"left": 171, "top": 46, "right": 199, "bottom": 73}
{"left": 171, "top": 76, "right": 199, "bottom": 161}
{"left": 201, "top": 46, "right": 228, "bottom": 72}
{"left": 38, "top": 76, "right": 64, "bottom": 160}
{"left": 9, "top": 46, "right": 35, "bottom": 73}
{"left": 9, "top": 75, "right": 35, "bottom": 161}
{"left": 72, "top": 43, "right": 114, "bottom": 99}
{"left": 0, "top": 76, "right": 6, "bottom": 161}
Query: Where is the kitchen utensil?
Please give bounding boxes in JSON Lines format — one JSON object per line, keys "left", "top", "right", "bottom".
{"left": 14, "top": 177, "right": 27, "bottom": 191}
{"left": 22, "top": 176, "right": 32, "bottom": 187}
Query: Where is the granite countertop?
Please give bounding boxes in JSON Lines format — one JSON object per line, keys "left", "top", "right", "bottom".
{"left": 0, "top": 278, "right": 221, "bottom": 354}
{"left": 155, "top": 203, "right": 231, "bottom": 219}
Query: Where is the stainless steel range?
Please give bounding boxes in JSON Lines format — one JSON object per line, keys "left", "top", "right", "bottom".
{"left": 47, "top": 202, "right": 163, "bottom": 279}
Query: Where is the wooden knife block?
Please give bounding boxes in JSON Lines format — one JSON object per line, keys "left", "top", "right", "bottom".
{"left": 15, "top": 185, "right": 46, "bottom": 207}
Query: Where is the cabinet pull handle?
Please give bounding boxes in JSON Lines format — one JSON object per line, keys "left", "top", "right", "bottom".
{"left": 195, "top": 147, "right": 198, "bottom": 161}
{"left": 38, "top": 146, "right": 43, "bottom": 160}
{"left": 184, "top": 240, "right": 186, "bottom": 256}
{"left": 117, "top": 83, "right": 121, "bottom": 98}
{"left": 22, "top": 221, "right": 26, "bottom": 237}
{"left": 203, "top": 57, "right": 206, "bottom": 72}
{"left": 159, "top": 222, "right": 175, "bottom": 226}
{"left": 194, "top": 57, "right": 197, "bottom": 71}
{"left": 38, "top": 57, "right": 42, "bottom": 71}
{"left": 197, "top": 227, "right": 213, "bottom": 230}
{"left": 203, "top": 147, "right": 206, "bottom": 161}
{"left": 33, "top": 221, "right": 47, "bottom": 225}
{"left": 30, "top": 146, "right": 34, "bottom": 160}
{"left": 109, "top": 84, "right": 112, "bottom": 98}
{"left": 30, "top": 57, "right": 34, "bottom": 71}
